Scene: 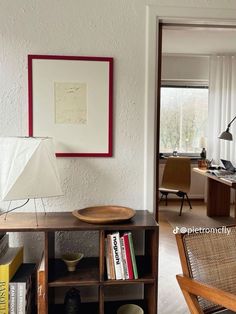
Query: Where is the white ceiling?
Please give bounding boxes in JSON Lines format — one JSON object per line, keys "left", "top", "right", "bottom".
{"left": 162, "top": 27, "right": 236, "bottom": 55}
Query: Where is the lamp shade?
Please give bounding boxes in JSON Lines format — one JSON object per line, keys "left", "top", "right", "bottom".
{"left": 218, "top": 130, "right": 233, "bottom": 141}
{"left": 199, "top": 136, "right": 207, "bottom": 148}
{"left": 0, "top": 137, "right": 63, "bottom": 201}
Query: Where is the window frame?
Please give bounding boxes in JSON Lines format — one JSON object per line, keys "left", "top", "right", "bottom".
{"left": 159, "top": 82, "right": 209, "bottom": 159}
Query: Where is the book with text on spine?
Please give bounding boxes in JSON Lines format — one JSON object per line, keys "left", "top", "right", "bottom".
{"left": 10, "top": 263, "right": 36, "bottom": 314}
{"left": 122, "top": 233, "right": 134, "bottom": 279}
{"left": 120, "top": 235, "right": 129, "bottom": 279}
{"left": 107, "top": 234, "right": 115, "bottom": 280}
{"left": 0, "top": 247, "right": 23, "bottom": 314}
{"left": 9, "top": 282, "right": 17, "bottom": 314}
{"left": 111, "top": 232, "right": 124, "bottom": 280}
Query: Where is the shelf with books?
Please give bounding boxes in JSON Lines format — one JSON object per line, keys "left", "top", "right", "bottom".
{"left": 104, "top": 229, "right": 157, "bottom": 283}
{"left": 105, "top": 231, "right": 138, "bottom": 281}
{"left": 0, "top": 246, "right": 24, "bottom": 314}
{"left": 0, "top": 233, "right": 37, "bottom": 314}
{"left": 0, "top": 210, "right": 158, "bottom": 314}
{"left": 104, "top": 257, "right": 155, "bottom": 285}
{"left": 10, "top": 263, "right": 36, "bottom": 314}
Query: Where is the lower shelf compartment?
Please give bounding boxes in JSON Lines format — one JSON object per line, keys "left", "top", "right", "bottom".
{"left": 49, "top": 302, "right": 99, "bottom": 314}
{"left": 48, "top": 257, "right": 99, "bottom": 286}
{"left": 105, "top": 299, "right": 146, "bottom": 314}
{"left": 49, "top": 300, "right": 146, "bottom": 314}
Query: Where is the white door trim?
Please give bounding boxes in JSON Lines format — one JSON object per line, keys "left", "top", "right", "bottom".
{"left": 144, "top": 5, "right": 236, "bottom": 213}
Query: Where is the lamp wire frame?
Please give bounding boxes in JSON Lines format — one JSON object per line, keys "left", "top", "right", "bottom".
{"left": 0, "top": 199, "right": 30, "bottom": 218}
{"left": 0, "top": 198, "right": 47, "bottom": 226}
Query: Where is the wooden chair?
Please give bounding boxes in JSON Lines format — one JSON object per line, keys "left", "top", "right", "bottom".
{"left": 176, "top": 227, "right": 236, "bottom": 313}
{"left": 159, "top": 157, "right": 192, "bottom": 216}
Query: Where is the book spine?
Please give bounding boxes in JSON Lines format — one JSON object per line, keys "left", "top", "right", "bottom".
{"left": 111, "top": 232, "right": 124, "bottom": 280}
{"left": 0, "top": 234, "right": 6, "bottom": 241}
{"left": 120, "top": 236, "right": 129, "bottom": 279}
{"left": 37, "top": 253, "right": 46, "bottom": 314}
{"left": 105, "top": 238, "right": 111, "bottom": 280}
{"left": 128, "top": 232, "right": 138, "bottom": 279}
{"left": 123, "top": 233, "right": 134, "bottom": 279}
{"left": 107, "top": 235, "right": 115, "bottom": 280}
{"left": 9, "top": 283, "right": 17, "bottom": 314}
{"left": 17, "top": 283, "right": 26, "bottom": 314}
{"left": 0, "top": 280, "right": 7, "bottom": 314}
{"left": 25, "top": 276, "right": 33, "bottom": 314}
{"left": 0, "top": 235, "right": 9, "bottom": 258}
{"left": 0, "top": 248, "right": 23, "bottom": 314}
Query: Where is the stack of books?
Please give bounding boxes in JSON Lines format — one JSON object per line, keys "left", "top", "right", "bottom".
{"left": 105, "top": 231, "right": 138, "bottom": 280}
{"left": 0, "top": 233, "right": 36, "bottom": 314}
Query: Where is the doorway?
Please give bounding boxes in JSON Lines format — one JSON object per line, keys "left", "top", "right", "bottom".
{"left": 157, "top": 22, "right": 236, "bottom": 313}
{"left": 144, "top": 5, "right": 236, "bottom": 219}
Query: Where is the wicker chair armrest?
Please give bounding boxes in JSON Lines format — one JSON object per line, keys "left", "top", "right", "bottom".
{"left": 177, "top": 274, "right": 236, "bottom": 312}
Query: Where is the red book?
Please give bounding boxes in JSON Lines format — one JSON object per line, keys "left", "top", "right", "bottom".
{"left": 123, "top": 233, "right": 134, "bottom": 279}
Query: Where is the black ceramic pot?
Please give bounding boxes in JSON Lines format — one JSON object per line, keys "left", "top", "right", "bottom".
{"left": 64, "top": 288, "right": 81, "bottom": 314}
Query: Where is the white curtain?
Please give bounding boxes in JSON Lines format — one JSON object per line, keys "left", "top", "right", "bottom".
{"left": 208, "top": 55, "right": 236, "bottom": 165}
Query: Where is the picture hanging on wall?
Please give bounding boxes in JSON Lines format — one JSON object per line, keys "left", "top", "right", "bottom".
{"left": 28, "top": 54, "right": 113, "bottom": 157}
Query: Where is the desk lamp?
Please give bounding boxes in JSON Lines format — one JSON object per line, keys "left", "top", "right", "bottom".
{"left": 0, "top": 137, "right": 63, "bottom": 225}
{"left": 218, "top": 115, "right": 236, "bottom": 141}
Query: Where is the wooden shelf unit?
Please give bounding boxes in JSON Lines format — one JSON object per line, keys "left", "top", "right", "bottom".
{"left": 0, "top": 210, "right": 158, "bottom": 314}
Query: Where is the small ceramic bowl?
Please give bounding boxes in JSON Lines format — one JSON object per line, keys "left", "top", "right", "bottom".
{"left": 117, "top": 304, "right": 144, "bottom": 314}
{"left": 61, "top": 253, "right": 84, "bottom": 272}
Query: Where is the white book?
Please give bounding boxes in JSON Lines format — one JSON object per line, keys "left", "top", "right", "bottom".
{"left": 111, "top": 232, "right": 124, "bottom": 280}
{"left": 9, "top": 282, "right": 17, "bottom": 314}
{"left": 18, "top": 282, "right": 25, "bottom": 314}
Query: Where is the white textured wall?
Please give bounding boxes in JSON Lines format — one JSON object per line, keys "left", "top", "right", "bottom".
{"left": 0, "top": 0, "right": 147, "bottom": 213}
{"left": 1, "top": 0, "right": 236, "bottom": 261}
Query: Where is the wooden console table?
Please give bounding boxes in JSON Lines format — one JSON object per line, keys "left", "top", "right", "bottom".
{"left": 193, "top": 168, "right": 236, "bottom": 217}
{"left": 0, "top": 210, "right": 158, "bottom": 314}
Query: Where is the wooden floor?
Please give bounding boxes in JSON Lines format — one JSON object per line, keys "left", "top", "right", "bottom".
{"left": 158, "top": 208, "right": 188, "bottom": 314}
{"left": 158, "top": 200, "right": 235, "bottom": 314}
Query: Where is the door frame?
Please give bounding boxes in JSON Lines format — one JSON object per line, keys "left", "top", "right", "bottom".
{"left": 144, "top": 5, "right": 236, "bottom": 220}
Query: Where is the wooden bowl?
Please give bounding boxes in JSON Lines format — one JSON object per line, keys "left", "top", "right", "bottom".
{"left": 72, "top": 205, "right": 135, "bottom": 224}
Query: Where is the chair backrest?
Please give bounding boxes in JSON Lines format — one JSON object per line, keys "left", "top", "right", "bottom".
{"left": 161, "top": 157, "right": 191, "bottom": 193}
{"left": 176, "top": 227, "right": 236, "bottom": 313}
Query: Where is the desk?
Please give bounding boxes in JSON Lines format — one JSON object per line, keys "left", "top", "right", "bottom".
{"left": 193, "top": 168, "right": 236, "bottom": 217}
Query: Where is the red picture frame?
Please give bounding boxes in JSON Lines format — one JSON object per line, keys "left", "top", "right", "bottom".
{"left": 28, "top": 54, "right": 113, "bottom": 157}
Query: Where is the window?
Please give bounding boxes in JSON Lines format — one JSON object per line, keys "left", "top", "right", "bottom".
{"left": 160, "top": 85, "right": 208, "bottom": 155}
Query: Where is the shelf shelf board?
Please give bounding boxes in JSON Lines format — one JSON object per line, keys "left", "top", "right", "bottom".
{"left": 0, "top": 210, "right": 158, "bottom": 231}
{"left": 48, "top": 257, "right": 99, "bottom": 287}
{"left": 103, "top": 277, "right": 155, "bottom": 285}
{"left": 50, "top": 302, "right": 99, "bottom": 314}
{"left": 48, "top": 257, "right": 155, "bottom": 288}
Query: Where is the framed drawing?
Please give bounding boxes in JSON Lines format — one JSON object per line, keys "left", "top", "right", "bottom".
{"left": 28, "top": 54, "right": 113, "bottom": 157}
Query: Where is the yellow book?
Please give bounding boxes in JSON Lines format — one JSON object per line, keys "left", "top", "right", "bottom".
{"left": 0, "top": 247, "right": 23, "bottom": 314}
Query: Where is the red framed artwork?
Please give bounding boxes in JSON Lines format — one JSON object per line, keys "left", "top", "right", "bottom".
{"left": 28, "top": 54, "right": 113, "bottom": 157}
